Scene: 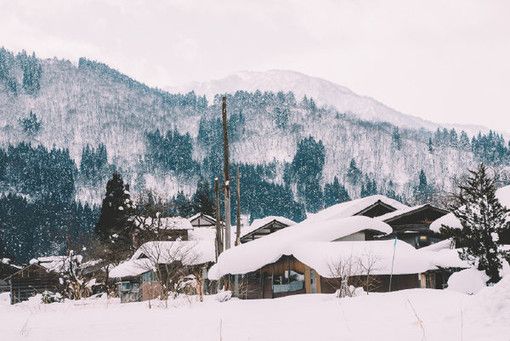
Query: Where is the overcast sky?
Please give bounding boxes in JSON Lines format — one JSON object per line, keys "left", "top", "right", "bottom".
{"left": 1, "top": 0, "right": 509, "bottom": 131}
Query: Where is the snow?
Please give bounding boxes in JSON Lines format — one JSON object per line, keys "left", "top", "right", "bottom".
{"left": 240, "top": 216, "right": 296, "bottom": 237}
{"left": 209, "top": 216, "right": 394, "bottom": 280}
{"left": 110, "top": 240, "right": 216, "bottom": 278}
{"left": 430, "top": 185, "right": 510, "bottom": 233}
{"left": 306, "top": 195, "right": 409, "bottom": 223}
{"left": 291, "top": 240, "right": 433, "bottom": 277}
{"left": 417, "top": 239, "right": 471, "bottom": 269}
{"left": 133, "top": 216, "right": 193, "bottom": 230}
{"left": 168, "top": 70, "right": 490, "bottom": 135}
{"left": 447, "top": 268, "right": 490, "bottom": 294}
{"left": 1, "top": 287, "right": 510, "bottom": 340}
{"left": 28, "top": 255, "right": 82, "bottom": 273}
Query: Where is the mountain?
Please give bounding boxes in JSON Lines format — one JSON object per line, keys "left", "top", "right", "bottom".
{"left": 3, "top": 48, "right": 510, "bottom": 261}
{"left": 168, "top": 70, "right": 491, "bottom": 137}
{"left": 0, "top": 48, "right": 508, "bottom": 208}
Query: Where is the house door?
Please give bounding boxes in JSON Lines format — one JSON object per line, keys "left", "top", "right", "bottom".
{"left": 262, "top": 274, "right": 273, "bottom": 299}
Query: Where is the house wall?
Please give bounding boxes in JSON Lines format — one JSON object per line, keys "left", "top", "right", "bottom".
{"left": 333, "top": 232, "right": 365, "bottom": 242}
{"left": 8, "top": 265, "right": 61, "bottom": 304}
{"left": 140, "top": 282, "right": 163, "bottom": 301}
{"left": 319, "top": 273, "right": 421, "bottom": 294}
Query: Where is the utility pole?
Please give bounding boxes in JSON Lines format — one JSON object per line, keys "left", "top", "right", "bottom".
{"left": 222, "top": 96, "right": 231, "bottom": 250}
{"left": 235, "top": 166, "right": 241, "bottom": 246}
{"left": 214, "top": 177, "right": 223, "bottom": 260}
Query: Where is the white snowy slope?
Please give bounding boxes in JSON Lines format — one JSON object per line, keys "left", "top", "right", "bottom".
{"left": 168, "top": 69, "right": 493, "bottom": 136}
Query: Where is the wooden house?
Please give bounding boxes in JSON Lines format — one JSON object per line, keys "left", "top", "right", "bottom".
{"left": 110, "top": 240, "right": 216, "bottom": 303}
{"left": 5, "top": 262, "right": 62, "bottom": 304}
{"left": 240, "top": 216, "right": 296, "bottom": 243}
{"left": 377, "top": 204, "right": 449, "bottom": 248}
{"left": 188, "top": 212, "right": 218, "bottom": 229}
{"left": 209, "top": 196, "right": 465, "bottom": 299}
{"left": 132, "top": 216, "right": 194, "bottom": 248}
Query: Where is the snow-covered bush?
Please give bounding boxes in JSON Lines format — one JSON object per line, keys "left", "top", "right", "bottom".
{"left": 41, "top": 291, "right": 63, "bottom": 304}
{"left": 216, "top": 290, "right": 232, "bottom": 302}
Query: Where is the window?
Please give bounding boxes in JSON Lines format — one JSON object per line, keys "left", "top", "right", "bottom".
{"left": 272, "top": 266, "right": 304, "bottom": 293}
{"left": 141, "top": 271, "right": 157, "bottom": 283}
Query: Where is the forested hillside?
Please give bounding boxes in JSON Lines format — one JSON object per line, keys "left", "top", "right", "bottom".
{"left": 1, "top": 48, "right": 510, "bottom": 262}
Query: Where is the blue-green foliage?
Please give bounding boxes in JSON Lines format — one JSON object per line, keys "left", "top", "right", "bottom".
{"left": 324, "top": 176, "right": 350, "bottom": 207}
{"left": 0, "top": 143, "right": 98, "bottom": 263}
{"left": 290, "top": 136, "right": 325, "bottom": 213}
{"left": 145, "top": 129, "right": 199, "bottom": 175}
{"left": 80, "top": 143, "right": 112, "bottom": 184}
{"left": 0, "top": 48, "right": 42, "bottom": 95}
{"left": 19, "top": 111, "right": 42, "bottom": 136}
{"left": 471, "top": 131, "right": 509, "bottom": 165}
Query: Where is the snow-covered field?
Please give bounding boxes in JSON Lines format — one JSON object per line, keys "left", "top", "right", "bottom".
{"left": 1, "top": 278, "right": 509, "bottom": 341}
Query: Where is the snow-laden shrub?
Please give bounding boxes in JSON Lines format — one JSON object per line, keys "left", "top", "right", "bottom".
{"left": 216, "top": 290, "right": 232, "bottom": 302}
{"left": 41, "top": 291, "right": 63, "bottom": 304}
{"left": 447, "top": 268, "right": 489, "bottom": 294}
{"left": 334, "top": 285, "right": 366, "bottom": 298}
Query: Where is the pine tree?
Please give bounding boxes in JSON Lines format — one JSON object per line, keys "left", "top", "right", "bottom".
{"left": 441, "top": 164, "right": 510, "bottom": 284}
{"left": 392, "top": 127, "right": 402, "bottom": 150}
{"left": 191, "top": 177, "right": 214, "bottom": 216}
{"left": 95, "top": 172, "right": 133, "bottom": 244}
{"left": 346, "top": 159, "right": 362, "bottom": 185}
{"left": 360, "top": 175, "right": 377, "bottom": 197}
{"left": 428, "top": 137, "right": 433, "bottom": 153}
{"left": 324, "top": 177, "right": 350, "bottom": 207}
{"left": 414, "top": 169, "right": 432, "bottom": 203}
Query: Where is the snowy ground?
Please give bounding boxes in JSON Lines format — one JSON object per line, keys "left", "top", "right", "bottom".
{"left": 1, "top": 283, "right": 509, "bottom": 341}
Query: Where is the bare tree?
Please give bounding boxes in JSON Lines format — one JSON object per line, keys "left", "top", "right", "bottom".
{"left": 136, "top": 241, "right": 205, "bottom": 302}
{"left": 327, "top": 253, "right": 381, "bottom": 297}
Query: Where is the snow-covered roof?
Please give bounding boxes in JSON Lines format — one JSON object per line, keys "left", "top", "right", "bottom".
{"left": 241, "top": 216, "right": 296, "bottom": 238}
{"left": 291, "top": 240, "right": 434, "bottom": 277}
{"left": 110, "top": 240, "right": 216, "bottom": 278}
{"left": 375, "top": 205, "right": 427, "bottom": 222}
{"left": 209, "top": 215, "right": 393, "bottom": 280}
{"left": 306, "top": 195, "right": 409, "bottom": 223}
{"left": 188, "top": 212, "right": 216, "bottom": 223}
{"left": 133, "top": 216, "right": 193, "bottom": 230}
{"left": 417, "top": 239, "right": 471, "bottom": 269}
{"left": 29, "top": 255, "right": 83, "bottom": 273}
{"left": 430, "top": 185, "right": 510, "bottom": 233}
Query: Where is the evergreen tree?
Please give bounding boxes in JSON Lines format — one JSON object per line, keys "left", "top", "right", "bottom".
{"left": 95, "top": 172, "right": 134, "bottom": 244}
{"left": 291, "top": 137, "right": 325, "bottom": 212}
{"left": 414, "top": 169, "right": 433, "bottom": 203}
{"left": 324, "top": 177, "right": 350, "bottom": 207}
{"left": 191, "top": 177, "right": 214, "bottom": 216}
{"left": 392, "top": 127, "right": 402, "bottom": 150}
{"left": 19, "top": 111, "right": 42, "bottom": 136}
{"left": 360, "top": 175, "right": 377, "bottom": 197}
{"left": 174, "top": 191, "right": 193, "bottom": 217}
{"left": 346, "top": 159, "right": 362, "bottom": 185}
{"left": 440, "top": 164, "right": 510, "bottom": 284}
{"left": 428, "top": 137, "right": 433, "bottom": 153}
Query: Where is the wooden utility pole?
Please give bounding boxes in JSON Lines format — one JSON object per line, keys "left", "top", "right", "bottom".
{"left": 222, "top": 96, "right": 231, "bottom": 250}
{"left": 214, "top": 177, "right": 223, "bottom": 260}
{"left": 235, "top": 166, "right": 241, "bottom": 246}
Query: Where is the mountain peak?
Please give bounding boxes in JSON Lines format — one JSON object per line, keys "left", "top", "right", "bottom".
{"left": 167, "top": 69, "right": 492, "bottom": 137}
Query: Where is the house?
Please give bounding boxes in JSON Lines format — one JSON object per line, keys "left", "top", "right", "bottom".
{"left": 110, "top": 239, "right": 216, "bottom": 303}
{"left": 188, "top": 212, "right": 218, "bottom": 229}
{"left": 238, "top": 195, "right": 410, "bottom": 244}
{"left": 208, "top": 196, "right": 464, "bottom": 299}
{"left": 240, "top": 216, "right": 296, "bottom": 243}
{"left": 0, "top": 259, "right": 22, "bottom": 293}
{"left": 132, "top": 216, "right": 194, "bottom": 247}
{"left": 4, "top": 256, "right": 69, "bottom": 304}
{"left": 376, "top": 204, "right": 449, "bottom": 248}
